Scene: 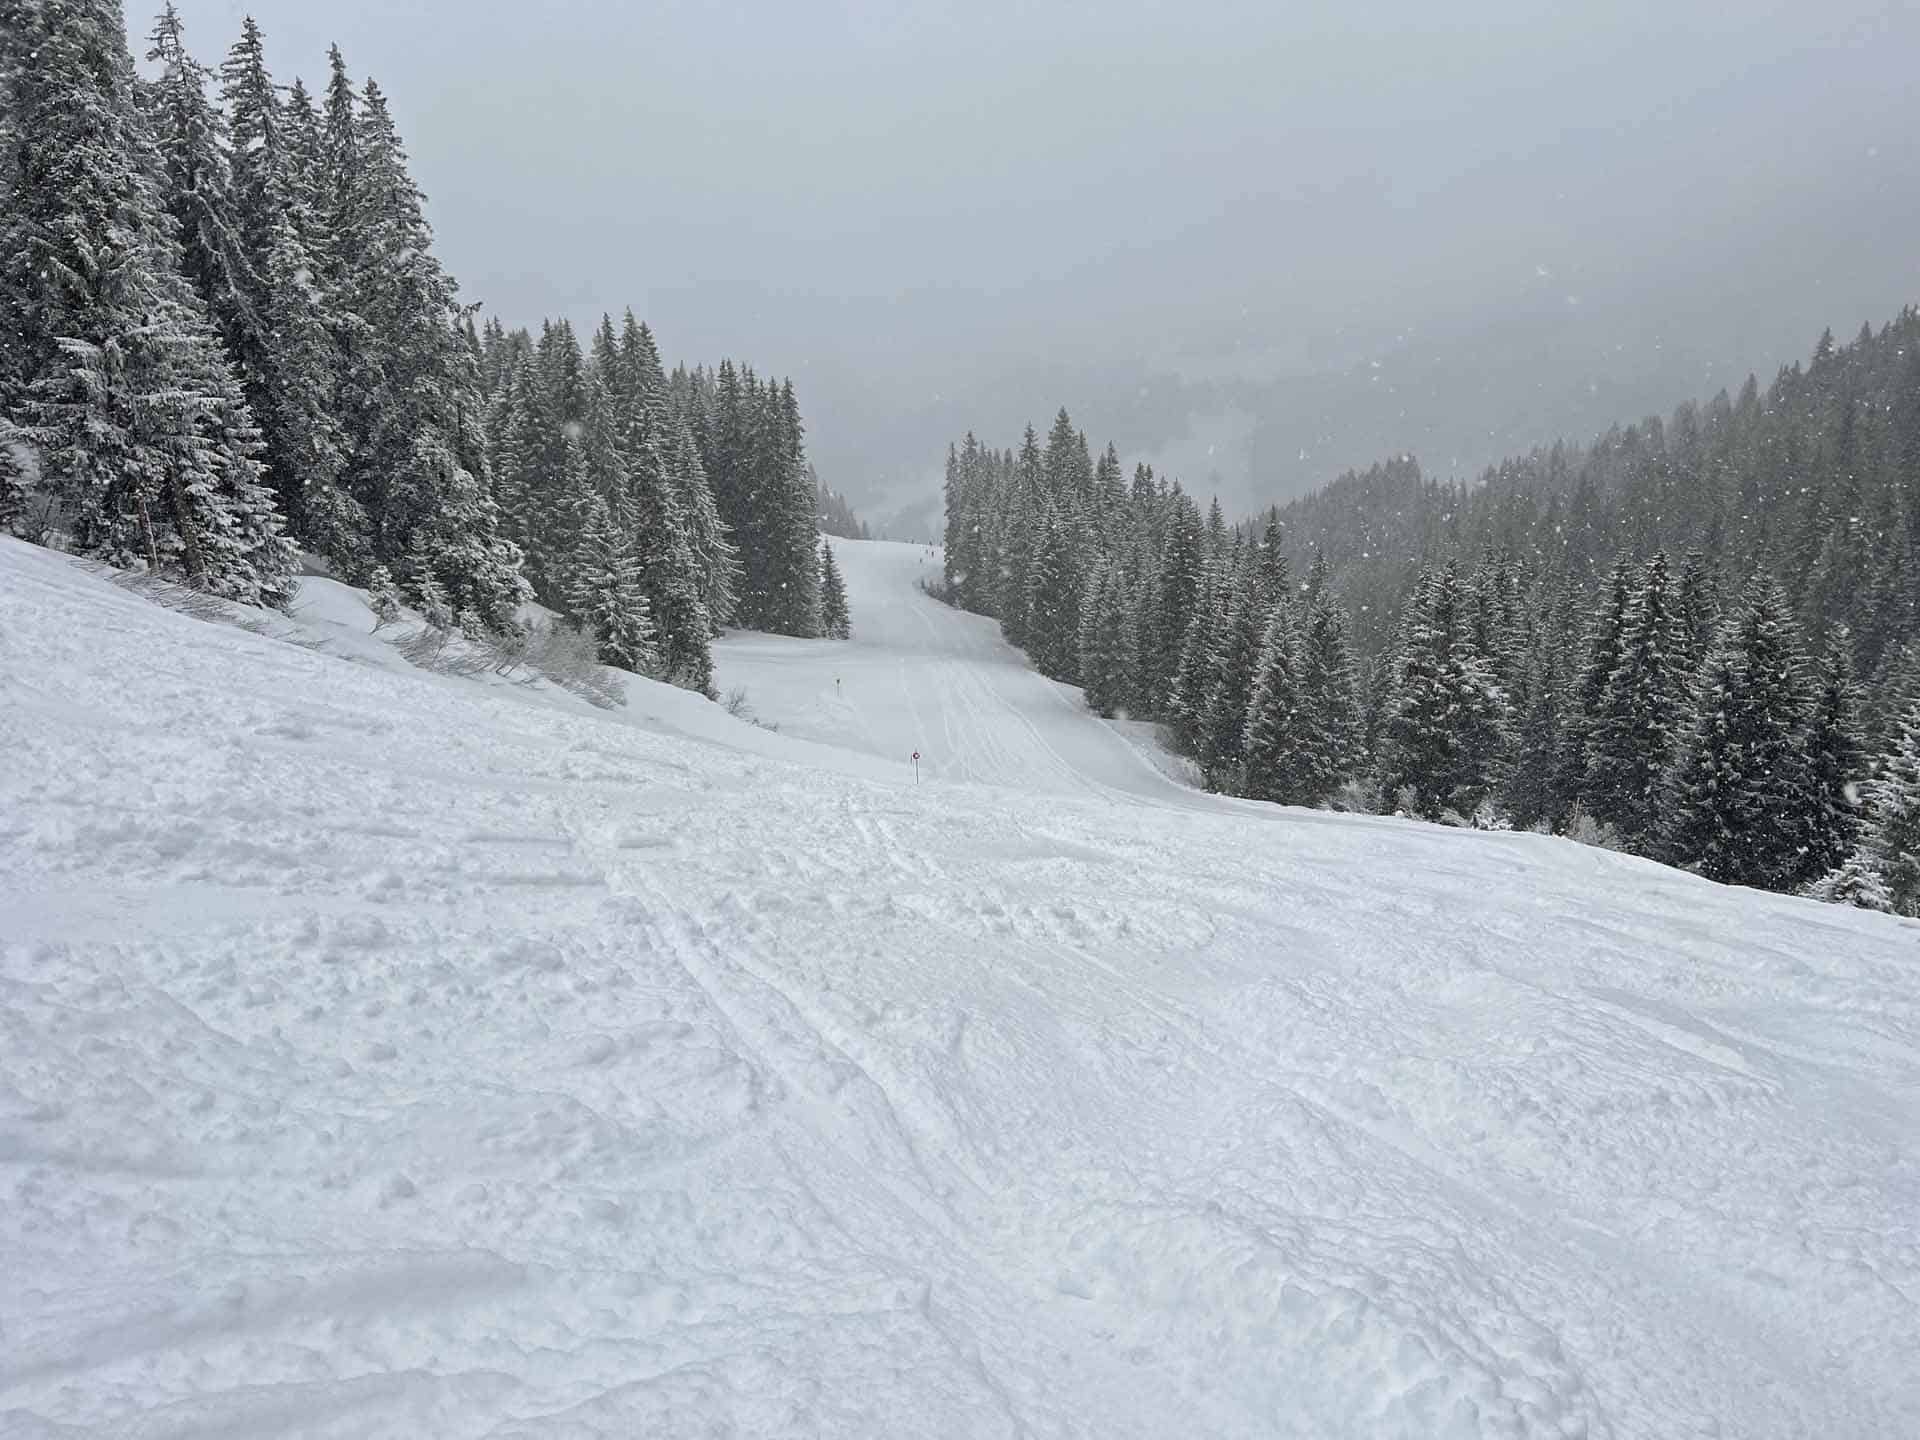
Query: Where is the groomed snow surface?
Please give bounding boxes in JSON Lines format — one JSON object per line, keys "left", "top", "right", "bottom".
{"left": 2, "top": 535, "right": 1916, "bottom": 1439}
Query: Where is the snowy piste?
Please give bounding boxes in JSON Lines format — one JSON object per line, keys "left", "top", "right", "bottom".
{"left": 2, "top": 535, "right": 1916, "bottom": 1438}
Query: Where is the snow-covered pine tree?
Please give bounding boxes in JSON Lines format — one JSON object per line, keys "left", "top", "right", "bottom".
{"left": 404, "top": 427, "right": 530, "bottom": 632}
{"left": 946, "top": 434, "right": 994, "bottom": 610}
{"left": 568, "top": 498, "right": 659, "bottom": 674}
{"left": 1240, "top": 604, "right": 1313, "bottom": 805}
{"left": 761, "top": 379, "right": 824, "bottom": 637}
{"left": 309, "top": 60, "right": 524, "bottom": 621}
{"left": 1858, "top": 703, "right": 1920, "bottom": 915}
{"left": 1081, "top": 559, "right": 1141, "bottom": 719}
{"left": 1665, "top": 574, "right": 1813, "bottom": 888}
{"left": 1863, "top": 640, "right": 1920, "bottom": 753}
{"left": 605, "top": 312, "right": 737, "bottom": 647}
{"left": 218, "top": 20, "right": 365, "bottom": 567}
{"left": 1551, "top": 558, "right": 1633, "bottom": 820}
{"left": 819, "top": 536, "right": 850, "bottom": 640}
{"left": 1152, "top": 486, "right": 1208, "bottom": 714}
{"left": 162, "top": 303, "right": 298, "bottom": 605}
{"left": 702, "top": 360, "right": 756, "bottom": 612}
{"left": 1025, "top": 500, "right": 1083, "bottom": 681}
{"left": 1204, "top": 496, "right": 1229, "bottom": 565}
{"left": 1296, "top": 589, "right": 1362, "bottom": 803}
{"left": 996, "top": 426, "right": 1044, "bottom": 647}
{"left": 1503, "top": 635, "right": 1563, "bottom": 829}
{"left": 481, "top": 347, "right": 529, "bottom": 548}
{"left": 144, "top": 4, "right": 257, "bottom": 379}
{"left": 1041, "top": 407, "right": 1080, "bottom": 508}
{"left": 1380, "top": 561, "right": 1509, "bottom": 820}
{"left": 366, "top": 563, "right": 401, "bottom": 627}
{"left": 1093, "top": 443, "right": 1126, "bottom": 549}
{"left": 0, "top": 0, "right": 293, "bottom": 604}
{"left": 941, "top": 440, "right": 965, "bottom": 591}
{"left": 1585, "top": 550, "right": 1692, "bottom": 849}
{"left": 405, "top": 531, "right": 455, "bottom": 630}
{"left": 1199, "top": 556, "right": 1272, "bottom": 791}
{"left": 0, "top": 421, "right": 27, "bottom": 532}
{"left": 1075, "top": 558, "right": 1114, "bottom": 713}
{"left": 498, "top": 348, "right": 552, "bottom": 568}
{"left": 1800, "top": 639, "right": 1868, "bottom": 884}
{"left": 1251, "top": 516, "right": 1291, "bottom": 608}
{"left": 280, "top": 76, "right": 324, "bottom": 207}
{"left": 1803, "top": 846, "right": 1893, "bottom": 912}
{"left": 1675, "top": 547, "right": 1719, "bottom": 676}
{"left": 1167, "top": 562, "right": 1225, "bottom": 755}
{"left": 672, "top": 420, "right": 739, "bottom": 631}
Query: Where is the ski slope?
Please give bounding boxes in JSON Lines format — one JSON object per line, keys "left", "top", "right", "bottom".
{"left": 2, "top": 534, "right": 1917, "bottom": 1439}
{"left": 713, "top": 542, "right": 1206, "bottom": 804}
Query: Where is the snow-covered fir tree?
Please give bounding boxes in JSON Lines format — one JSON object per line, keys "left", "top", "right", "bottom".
{"left": 365, "top": 563, "right": 401, "bottom": 627}
{"left": 1858, "top": 704, "right": 1920, "bottom": 916}
{"left": 568, "top": 497, "right": 659, "bottom": 674}
{"left": 1025, "top": 501, "right": 1082, "bottom": 681}
{"left": 0, "top": 421, "right": 28, "bottom": 532}
{"left": 1552, "top": 560, "right": 1634, "bottom": 821}
{"left": 0, "top": 0, "right": 293, "bottom": 604}
{"left": 1665, "top": 574, "right": 1813, "bottom": 887}
{"left": 819, "top": 536, "right": 850, "bottom": 640}
{"left": 1818, "top": 699, "right": 1920, "bottom": 915}
{"left": 1240, "top": 605, "right": 1313, "bottom": 805}
{"left": 1294, "top": 585, "right": 1363, "bottom": 804}
{"left": 1167, "top": 564, "right": 1226, "bottom": 755}
{"left": 672, "top": 421, "right": 739, "bottom": 631}
{"left": 144, "top": 5, "right": 255, "bottom": 380}
{"left": 1800, "top": 639, "right": 1867, "bottom": 882}
{"left": 1199, "top": 558, "right": 1274, "bottom": 791}
{"left": 1379, "top": 560, "right": 1509, "bottom": 820}
{"left": 1585, "top": 550, "right": 1692, "bottom": 849}
{"left": 214, "top": 17, "right": 365, "bottom": 567}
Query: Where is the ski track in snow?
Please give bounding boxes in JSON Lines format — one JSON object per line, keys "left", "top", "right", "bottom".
{"left": 1, "top": 534, "right": 1917, "bottom": 1438}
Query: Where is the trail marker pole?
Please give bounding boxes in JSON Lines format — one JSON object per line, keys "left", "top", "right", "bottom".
{"left": 912, "top": 750, "right": 920, "bottom": 783}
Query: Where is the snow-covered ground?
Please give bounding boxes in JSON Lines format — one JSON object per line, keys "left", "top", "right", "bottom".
{"left": 712, "top": 543, "right": 1207, "bottom": 803}
{"left": 2, "top": 534, "right": 1916, "bottom": 1438}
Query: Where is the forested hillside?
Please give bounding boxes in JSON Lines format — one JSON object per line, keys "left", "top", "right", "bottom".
{"left": 816, "top": 479, "right": 871, "bottom": 540}
{"left": 940, "top": 316, "right": 1920, "bottom": 912}
{"left": 0, "top": 1, "right": 841, "bottom": 694}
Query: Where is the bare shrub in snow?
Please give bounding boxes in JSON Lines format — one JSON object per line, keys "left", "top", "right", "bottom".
{"left": 394, "top": 622, "right": 452, "bottom": 669}
{"left": 1328, "top": 777, "right": 1384, "bottom": 814}
{"left": 521, "top": 620, "right": 623, "bottom": 709}
{"left": 1562, "top": 802, "right": 1626, "bottom": 852}
{"left": 1443, "top": 797, "right": 1509, "bottom": 831}
{"left": 720, "top": 686, "right": 779, "bottom": 731}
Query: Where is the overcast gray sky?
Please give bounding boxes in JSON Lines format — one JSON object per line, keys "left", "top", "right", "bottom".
{"left": 172, "top": 0, "right": 1920, "bottom": 530}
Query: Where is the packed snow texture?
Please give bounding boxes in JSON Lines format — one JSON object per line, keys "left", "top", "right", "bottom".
{"left": 1, "top": 535, "right": 1916, "bottom": 1438}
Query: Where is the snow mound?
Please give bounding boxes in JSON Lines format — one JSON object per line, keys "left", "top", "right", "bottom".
{"left": 2, "top": 535, "right": 1917, "bottom": 1438}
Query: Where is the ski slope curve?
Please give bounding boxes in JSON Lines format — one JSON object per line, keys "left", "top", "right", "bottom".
{"left": 2, "top": 535, "right": 1917, "bottom": 1439}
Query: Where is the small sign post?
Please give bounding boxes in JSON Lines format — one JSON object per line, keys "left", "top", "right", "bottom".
{"left": 911, "top": 750, "right": 920, "bottom": 783}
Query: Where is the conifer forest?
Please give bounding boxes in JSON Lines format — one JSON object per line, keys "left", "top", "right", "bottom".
{"left": 0, "top": 1, "right": 843, "bottom": 699}
{"left": 940, "top": 313, "right": 1920, "bottom": 911}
